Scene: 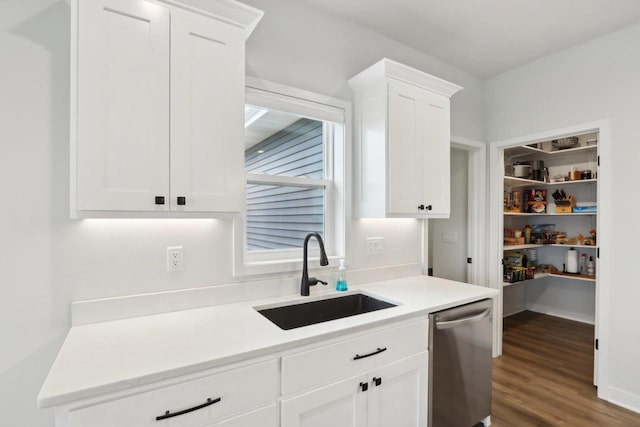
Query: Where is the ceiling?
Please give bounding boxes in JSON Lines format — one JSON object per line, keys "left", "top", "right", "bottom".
{"left": 295, "top": 0, "right": 640, "bottom": 77}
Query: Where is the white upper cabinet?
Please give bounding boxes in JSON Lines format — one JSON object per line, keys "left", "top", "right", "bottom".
{"left": 75, "top": 0, "right": 171, "bottom": 213}
{"left": 169, "top": 8, "right": 245, "bottom": 212}
{"left": 349, "top": 59, "right": 462, "bottom": 218}
{"left": 71, "top": 0, "right": 263, "bottom": 217}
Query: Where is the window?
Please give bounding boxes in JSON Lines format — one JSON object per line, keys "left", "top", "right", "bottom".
{"left": 234, "top": 81, "right": 348, "bottom": 275}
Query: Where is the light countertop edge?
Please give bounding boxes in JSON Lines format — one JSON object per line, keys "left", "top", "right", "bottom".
{"left": 38, "top": 275, "right": 498, "bottom": 408}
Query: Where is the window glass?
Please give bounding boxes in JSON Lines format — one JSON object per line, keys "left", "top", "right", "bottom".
{"left": 245, "top": 107, "right": 328, "bottom": 252}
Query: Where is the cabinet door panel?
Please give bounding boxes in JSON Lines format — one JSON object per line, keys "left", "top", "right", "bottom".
{"left": 387, "top": 80, "right": 422, "bottom": 215}
{"left": 281, "top": 375, "right": 367, "bottom": 427}
{"left": 368, "top": 352, "right": 428, "bottom": 427}
{"left": 77, "top": 0, "right": 170, "bottom": 211}
{"left": 420, "top": 91, "right": 450, "bottom": 217}
{"left": 170, "top": 9, "right": 244, "bottom": 212}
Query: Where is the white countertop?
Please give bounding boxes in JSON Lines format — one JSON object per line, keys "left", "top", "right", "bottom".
{"left": 38, "top": 275, "right": 497, "bottom": 407}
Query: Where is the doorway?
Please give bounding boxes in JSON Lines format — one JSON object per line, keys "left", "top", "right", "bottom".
{"left": 426, "top": 137, "right": 486, "bottom": 286}
{"left": 429, "top": 147, "right": 469, "bottom": 282}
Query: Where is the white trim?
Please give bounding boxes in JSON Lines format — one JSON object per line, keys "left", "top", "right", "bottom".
{"left": 246, "top": 174, "right": 330, "bottom": 188}
{"left": 451, "top": 136, "right": 487, "bottom": 288}
{"left": 608, "top": 387, "right": 640, "bottom": 414}
{"left": 234, "top": 79, "right": 350, "bottom": 277}
{"left": 348, "top": 58, "right": 463, "bottom": 98}
{"left": 156, "top": 0, "right": 264, "bottom": 39}
{"left": 488, "top": 119, "right": 611, "bottom": 396}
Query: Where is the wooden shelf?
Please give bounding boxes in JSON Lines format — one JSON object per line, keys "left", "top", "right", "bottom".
{"left": 549, "top": 272, "right": 596, "bottom": 282}
{"left": 548, "top": 244, "right": 598, "bottom": 249}
{"left": 504, "top": 244, "right": 544, "bottom": 250}
{"left": 504, "top": 176, "right": 597, "bottom": 188}
{"left": 503, "top": 271, "right": 596, "bottom": 287}
{"left": 504, "top": 212, "right": 596, "bottom": 216}
{"left": 506, "top": 144, "right": 597, "bottom": 159}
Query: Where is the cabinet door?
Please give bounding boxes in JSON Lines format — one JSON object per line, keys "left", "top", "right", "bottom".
{"left": 170, "top": 9, "right": 245, "bottom": 212}
{"left": 76, "top": 0, "right": 170, "bottom": 212}
{"left": 419, "top": 91, "right": 450, "bottom": 218}
{"left": 281, "top": 375, "right": 367, "bottom": 427}
{"left": 387, "top": 80, "right": 424, "bottom": 216}
{"left": 367, "top": 352, "right": 428, "bottom": 427}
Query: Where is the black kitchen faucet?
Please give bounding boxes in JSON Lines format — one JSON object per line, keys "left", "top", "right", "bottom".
{"left": 300, "top": 232, "right": 329, "bottom": 296}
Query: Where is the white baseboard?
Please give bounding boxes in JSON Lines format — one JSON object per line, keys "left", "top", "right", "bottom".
{"left": 607, "top": 386, "right": 640, "bottom": 414}
{"left": 526, "top": 304, "right": 595, "bottom": 325}
{"left": 72, "top": 262, "right": 422, "bottom": 325}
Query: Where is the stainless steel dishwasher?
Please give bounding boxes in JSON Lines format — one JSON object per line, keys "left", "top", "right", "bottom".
{"left": 429, "top": 298, "right": 493, "bottom": 427}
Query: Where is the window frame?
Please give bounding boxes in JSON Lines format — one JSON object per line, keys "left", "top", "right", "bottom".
{"left": 233, "top": 78, "right": 350, "bottom": 277}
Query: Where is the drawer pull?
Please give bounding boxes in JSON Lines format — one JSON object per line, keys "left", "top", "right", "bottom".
{"left": 373, "top": 376, "right": 382, "bottom": 386}
{"left": 353, "top": 347, "right": 387, "bottom": 360}
{"left": 156, "top": 397, "right": 221, "bottom": 421}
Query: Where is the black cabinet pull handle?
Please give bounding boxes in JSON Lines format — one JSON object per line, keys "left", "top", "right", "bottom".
{"left": 373, "top": 377, "right": 382, "bottom": 386}
{"left": 353, "top": 347, "right": 387, "bottom": 360}
{"left": 360, "top": 382, "right": 369, "bottom": 392}
{"left": 177, "top": 196, "right": 186, "bottom": 206}
{"left": 155, "top": 196, "right": 165, "bottom": 205}
{"left": 155, "top": 397, "right": 221, "bottom": 421}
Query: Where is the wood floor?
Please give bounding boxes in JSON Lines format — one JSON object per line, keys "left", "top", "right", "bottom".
{"left": 490, "top": 311, "right": 640, "bottom": 427}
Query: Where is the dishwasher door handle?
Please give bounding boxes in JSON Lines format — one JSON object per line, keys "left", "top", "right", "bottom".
{"left": 435, "top": 309, "right": 491, "bottom": 330}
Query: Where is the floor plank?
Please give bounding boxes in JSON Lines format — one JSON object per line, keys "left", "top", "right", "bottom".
{"left": 491, "top": 311, "right": 640, "bottom": 427}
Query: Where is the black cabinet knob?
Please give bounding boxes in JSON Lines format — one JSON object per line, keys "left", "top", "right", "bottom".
{"left": 155, "top": 196, "right": 165, "bottom": 205}
{"left": 426, "top": 205, "right": 433, "bottom": 211}
{"left": 418, "top": 204, "right": 425, "bottom": 210}
{"left": 373, "top": 377, "right": 382, "bottom": 387}
{"left": 177, "top": 196, "right": 186, "bottom": 206}
{"left": 359, "top": 382, "right": 369, "bottom": 392}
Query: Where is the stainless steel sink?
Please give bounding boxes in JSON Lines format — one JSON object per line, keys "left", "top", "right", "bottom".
{"left": 256, "top": 293, "right": 397, "bottom": 330}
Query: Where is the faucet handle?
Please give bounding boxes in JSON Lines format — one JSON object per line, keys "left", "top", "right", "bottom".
{"left": 308, "top": 278, "right": 328, "bottom": 287}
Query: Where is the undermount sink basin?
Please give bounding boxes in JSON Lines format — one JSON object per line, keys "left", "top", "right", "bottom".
{"left": 256, "top": 293, "right": 397, "bottom": 330}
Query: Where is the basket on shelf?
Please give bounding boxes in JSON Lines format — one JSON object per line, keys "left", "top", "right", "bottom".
{"left": 551, "top": 137, "right": 579, "bottom": 150}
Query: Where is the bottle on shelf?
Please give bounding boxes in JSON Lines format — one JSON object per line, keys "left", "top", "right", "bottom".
{"left": 580, "top": 253, "right": 588, "bottom": 275}
{"left": 587, "top": 256, "right": 596, "bottom": 276}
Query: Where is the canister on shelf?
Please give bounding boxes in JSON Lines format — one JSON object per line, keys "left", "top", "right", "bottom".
{"left": 524, "top": 225, "right": 532, "bottom": 244}
{"left": 512, "top": 190, "right": 522, "bottom": 212}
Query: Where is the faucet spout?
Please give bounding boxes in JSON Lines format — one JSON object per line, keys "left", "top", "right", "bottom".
{"left": 301, "top": 232, "right": 329, "bottom": 296}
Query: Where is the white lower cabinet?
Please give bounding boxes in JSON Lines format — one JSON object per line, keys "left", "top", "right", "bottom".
{"left": 53, "top": 318, "right": 429, "bottom": 427}
{"left": 367, "top": 352, "right": 428, "bottom": 427}
{"left": 281, "top": 374, "right": 367, "bottom": 427}
{"left": 281, "top": 318, "right": 429, "bottom": 427}
{"left": 64, "top": 359, "right": 278, "bottom": 427}
{"left": 281, "top": 353, "right": 427, "bottom": 427}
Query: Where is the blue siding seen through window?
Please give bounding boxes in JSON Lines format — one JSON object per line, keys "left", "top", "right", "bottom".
{"left": 245, "top": 118, "right": 325, "bottom": 250}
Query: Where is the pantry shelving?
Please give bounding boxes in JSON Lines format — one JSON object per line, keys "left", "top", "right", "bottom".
{"left": 502, "top": 131, "right": 599, "bottom": 289}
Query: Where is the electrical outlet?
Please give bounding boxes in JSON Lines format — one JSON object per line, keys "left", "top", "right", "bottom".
{"left": 366, "top": 237, "right": 384, "bottom": 254}
{"left": 166, "top": 246, "right": 183, "bottom": 272}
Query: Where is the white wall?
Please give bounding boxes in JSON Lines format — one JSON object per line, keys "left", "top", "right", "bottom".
{"left": 486, "top": 22, "right": 640, "bottom": 411}
{"left": 0, "top": 0, "right": 486, "bottom": 425}
{"left": 429, "top": 148, "right": 468, "bottom": 282}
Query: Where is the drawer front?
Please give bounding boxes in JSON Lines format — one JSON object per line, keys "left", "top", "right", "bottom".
{"left": 67, "top": 359, "right": 278, "bottom": 427}
{"left": 205, "top": 404, "right": 277, "bottom": 427}
{"left": 282, "top": 318, "right": 428, "bottom": 396}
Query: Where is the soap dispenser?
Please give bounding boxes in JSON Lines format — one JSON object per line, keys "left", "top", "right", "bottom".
{"left": 336, "top": 259, "right": 348, "bottom": 291}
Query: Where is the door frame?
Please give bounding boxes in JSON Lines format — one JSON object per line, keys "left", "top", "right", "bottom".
{"left": 450, "top": 136, "right": 487, "bottom": 287}
{"left": 488, "top": 119, "right": 611, "bottom": 397}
